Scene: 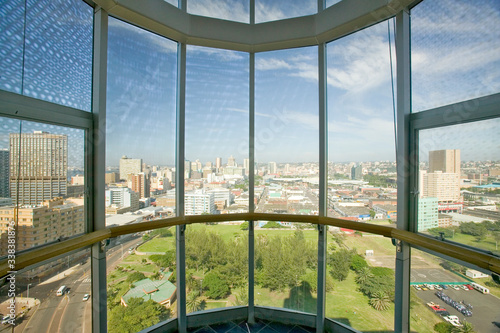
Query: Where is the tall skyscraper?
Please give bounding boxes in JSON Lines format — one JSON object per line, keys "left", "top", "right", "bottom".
{"left": 119, "top": 156, "right": 142, "bottom": 181}
{"left": 268, "top": 161, "right": 277, "bottom": 174}
{"left": 244, "top": 158, "right": 250, "bottom": 175}
{"left": 429, "top": 149, "right": 460, "bottom": 175}
{"left": 130, "top": 172, "right": 150, "bottom": 199}
{"left": 0, "top": 149, "right": 9, "bottom": 198}
{"left": 10, "top": 131, "right": 67, "bottom": 205}
{"left": 351, "top": 164, "right": 362, "bottom": 180}
{"left": 216, "top": 157, "right": 222, "bottom": 170}
{"left": 227, "top": 155, "right": 236, "bottom": 167}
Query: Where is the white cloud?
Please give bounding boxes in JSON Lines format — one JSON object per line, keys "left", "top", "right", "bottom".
{"left": 188, "top": 0, "right": 249, "bottom": 23}
{"left": 225, "top": 107, "right": 272, "bottom": 118}
{"left": 327, "top": 25, "right": 393, "bottom": 93}
{"left": 188, "top": 45, "right": 246, "bottom": 61}
{"left": 255, "top": 58, "right": 291, "bottom": 70}
{"left": 108, "top": 17, "right": 177, "bottom": 53}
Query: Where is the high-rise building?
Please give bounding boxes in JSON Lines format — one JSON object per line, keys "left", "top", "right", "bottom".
{"left": 105, "top": 172, "right": 119, "bottom": 184}
{"left": 105, "top": 187, "right": 140, "bottom": 213}
{"left": 417, "top": 197, "right": 438, "bottom": 231}
{"left": 185, "top": 191, "right": 215, "bottom": 215}
{"left": 216, "top": 157, "right": 222, "bottom": 170}
{"left": 422, "top": 171, "right": 460, "bottom": 202}
{"left": 429, "top": 149, "right": 460, "bottom": 175}
{"left": 119, "top": 156, "right": 142, "bottom": 181}
{"left": 10, "top": 131, "right": 67, "bottom": 205}
{"left": 0, "top": 197, "right": 84, "bottom": 255}
{"left": 130, "top": 172, "right": 150, "bottom": 198}
{"left": 0, "top": 149, "right": 9, "bottom": 198}
{"left": 227, "top": 155, "right": 236, "bottom": 167}
{"left": 268, "top": 161, "right": 277, "bottom": 174}
{"left": 244, "top": 158, "right": 250, "bottom": 175}
{"left": 351, "top": 165, "right": 362, "bottom": 180}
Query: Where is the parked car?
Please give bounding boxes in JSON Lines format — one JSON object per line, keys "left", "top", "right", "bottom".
{"left": 83, "top": 294, "right": 90, "bottom": 301}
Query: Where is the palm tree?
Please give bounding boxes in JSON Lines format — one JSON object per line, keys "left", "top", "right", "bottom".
{"left": 186, "top": 291, "right": 204, "bottom": 313}
{"left": 369, "top": 291, "right": 390, "bottom": 311}
{"left": 355, "top": 267, "right": 374, "bottom": 285}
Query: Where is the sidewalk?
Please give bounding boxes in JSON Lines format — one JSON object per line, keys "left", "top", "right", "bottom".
{"left": 39, "top": 266, "right": 78, "bottom": 286}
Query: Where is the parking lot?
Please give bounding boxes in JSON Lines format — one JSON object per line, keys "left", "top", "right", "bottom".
{"left": 414, "top": 283, "right": 500, "bottom": 332}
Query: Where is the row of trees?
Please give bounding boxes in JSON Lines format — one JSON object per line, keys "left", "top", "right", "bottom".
{"left": 428, "top": 220, "right": 500, "bottom": 250}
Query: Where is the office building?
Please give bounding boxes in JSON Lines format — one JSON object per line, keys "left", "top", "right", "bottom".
{"left": 9, "top": 131, "right": 67, "bottom": 205}
{"left": 417, "top": 197, "right": 438, "bottom": 231}
{"left": 429, "top": 149, "right": 460, "bottom": 174}
{"left": 0, "top": 149, "right": 9, "bottom": 198}
{"left": 422, "top": 171, "right": 461, "bottom": 203}
{"left": 105, "top": 172, "right": 119, "bottom": 184}
{"left": 227, "top": 155, "right": 236, "bottom": 167}
{"left": 185, "top": 191, "right": 215, "bottom": 215}
{"left": 351, "top": 165, "right": 362, "bottom": 180}
{"left": 119, "top": 156, "right": 142, "bottom": 181}
{"left": 105, "top": 186, "right": 140, "bottom": 213}
{"left": 268, "top": 162, "right": 277, "bottom": 174}
{"left": 0, "top": 197, "right": 84, "bottom": 255}
{"left": 130, "top": 172, "right": 150, "bottom": 198}
{"left": 216, "top": 157, "right": 222, "bottom": 170}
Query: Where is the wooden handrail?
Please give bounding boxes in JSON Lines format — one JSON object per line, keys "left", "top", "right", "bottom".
{"left": 1, "top": 213, "right": 498, "bottom": 277}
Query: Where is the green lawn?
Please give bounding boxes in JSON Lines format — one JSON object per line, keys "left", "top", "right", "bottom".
{"left": 342, "top": 234, "right": 394, "bottom": 256}
{"left": 137, "top": 236, "right": 176, "bottom": 253}
{"left": 444, "top": 232, "right": 499, "bottom": 254}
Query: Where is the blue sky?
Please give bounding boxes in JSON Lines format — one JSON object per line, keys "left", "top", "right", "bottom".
{"left": 0, "top": 0, "right": 499, "bottom": 167}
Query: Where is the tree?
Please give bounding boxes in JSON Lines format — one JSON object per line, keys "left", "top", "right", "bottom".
{"left": 329, "top": 249, "right": 355, "bottom": 281}
{"left": 369, "top": 291, "right": 390, "bottom": 311}
{"left": 240, "top": 221, "right": 249, "bottom": 230}
{"left": 350, "top": 254, "right": 368, "bottom": 272}
{"left": 108, "top": 297, "right": 170, "bottom": 333}
{"left": 126, "top": 272, "right": 146, "bottom": 284}
{"left": 203, "top": 272, "right": 229, "bottom": 299}
{"left": 434, "top": 322, "right": 454, "bottom": 333}
{"left": 459, "top": 222, "right": 487, "bottom": 237}
{"left": 355, "top": 267, "right": 374, "bottom": 285}
{"left": 186, "top": 291, "right": 204, "bottom": 313}
{"left": 493, "top": 231, "right": 500, "bottom": 250}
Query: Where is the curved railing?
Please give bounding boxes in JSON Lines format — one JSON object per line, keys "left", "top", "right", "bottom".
{"left": 1, "top": 213, "right": 499, "bottom": 277}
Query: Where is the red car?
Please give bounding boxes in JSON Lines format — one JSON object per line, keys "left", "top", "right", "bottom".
{"left": 465, "top": 284, "right": 474, "bottom": 290}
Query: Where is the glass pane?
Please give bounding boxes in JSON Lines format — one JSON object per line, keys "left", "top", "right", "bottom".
{"left": 410, "top": 248, "right": 500, "bottom": 332}
{"left": 411, "top": 0, "right": 500, "bottom": 112}
{"left": 0, "top": 0, "right": 25, "bottom": 94}
{"left": 185, "top": 223, "right": 248, "bottom": 313}
{"left": 417, "top": 118, "right": 500, "bottom": 255}
{"left": 3, "top": 248, "right": 91, "bottom": 331}
{"left": 187, "top": 0, "right": 249, "bottom": 23}
{"left": 254, "top": 222, "right": 317, "bottom": 313}
{"left": 255, "top": 0, "right": 316, "bottom": 23}
{"left": 107, "top": 229, "right": 176, "bottom": 331}
{"left": 106, "top": 18, "right": 177, "bottom": 225}
{"left": 255, "top": 47, "right": 319, "bottom": 215}
{"left": 185, "top": 45, "right": 249, "bottom": 215}
{"left": 22, "top": 0, "right": 93, "bottom": 111}
{"left": 326, "top": 0, "right": 342, "bottom": 8}
{"left": 0, "top": 117, "right": 85, "bottom": 256}
{"left": 327, "top": 20, "right": 397, "bottom": 225}
{"left": 326, "top": 231, "right": 395, "bottom": 331}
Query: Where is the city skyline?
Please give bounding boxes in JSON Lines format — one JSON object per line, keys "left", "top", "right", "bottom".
{"left": 1, "top": 1, "right": 499, "bottom": 166}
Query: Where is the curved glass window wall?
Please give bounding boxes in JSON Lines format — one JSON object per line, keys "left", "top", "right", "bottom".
{"left": 0, "top": 1, "right": 499, "bottom": 333}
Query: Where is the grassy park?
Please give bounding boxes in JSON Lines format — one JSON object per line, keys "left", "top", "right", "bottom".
{"left": 108, "top": 222, "right": 488, "bottom": 332}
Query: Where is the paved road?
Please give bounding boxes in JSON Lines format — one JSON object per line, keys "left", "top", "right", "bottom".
{"left": 0, "top": 235, "right": 143, "bottom": 333}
